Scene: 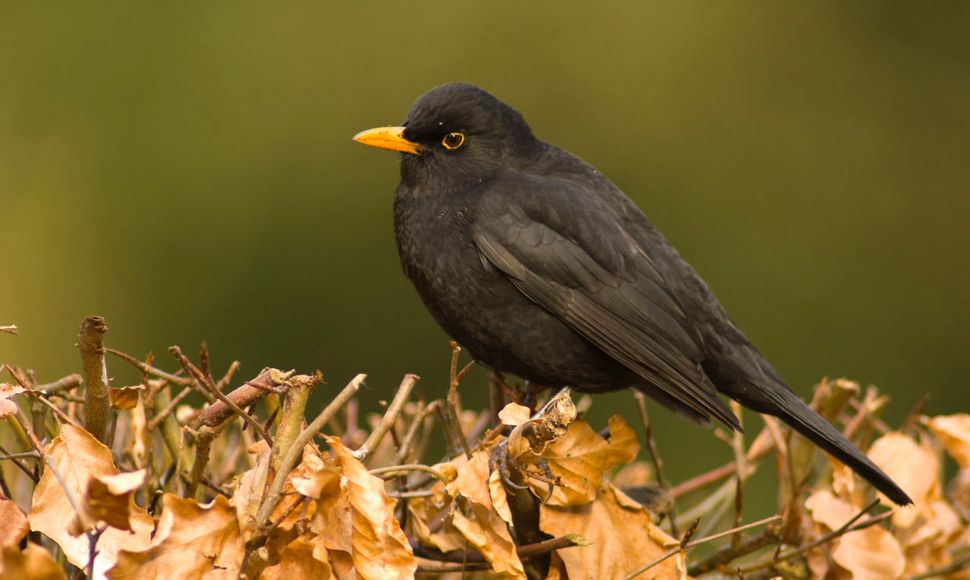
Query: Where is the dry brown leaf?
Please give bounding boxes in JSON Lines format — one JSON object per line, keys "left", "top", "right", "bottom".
{"left": 805, "top": 490, "right": 906, "bottom": 579}
{"left": 445, "top": 449, "right": 525, "bottom": 579}
{"left": 612, "top": 461, "right": 655, "bottom": 488}
{"left": 499, "top": 402, "right": 532, "bottom": 426}
{"left": 926, "top": 414, "right": 970, "bottom": 469}
{"left": 451, "top": 504, "right": 525, "bottom": 580}
{"left": 130, "top": 396, "right": 147, "bottom": 466}
{"left": 231, "top": 440, "right": 273, "bottom": 534}
{"left": 68, "top": 469, "right": 147, "bottom": 536}
{"left": 108, "top": 494, "right": 244, "bottom": 580}
{"left": 0, "top": 497, "right": 29, "bottom": 548}
{"left": 316, "top": 435, "right": 416, "bottom": 580}
{"left": 832, "top": 526, "right": 905, "bottom": 580}
{"left": 897, "top": 498, "right": 963, "bottom": 576}
{"left": 540, "top": 483, "right": 682, "bottom": 579}
{"left": 489, "top": 467, "right": 514, "bottom": 527}
{"left": 261, "top": 535, "right": 333, "bottom": 579}
{"left": 108, "top": 385, "right": 144, "bottom": 410}
{"left": 805, "top": 490, "right": 857, "bottom": 530}
{"left": 0, "top": 543, "right": 66, "bottom": 580}
{"left": 28, "top": 424, "right": 153, "bottom": 578}
{"left": 507, "top": 394, "right": 577, "bottom": 461}
{"left": 867, "top": 432, "right": 939, "bottom": 526}
{"left": 531, "top": 415, "right": 640, "bottom": 506}
{"left": 0, "top": 382, "right": 26, "bottom": 418}
{"left": 407, "top": 485, "right": 466, "bottom": 554}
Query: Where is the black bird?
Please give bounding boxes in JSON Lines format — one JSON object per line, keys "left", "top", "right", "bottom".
{"left": 353, "top": 83, "right": 911, "bottom": 505}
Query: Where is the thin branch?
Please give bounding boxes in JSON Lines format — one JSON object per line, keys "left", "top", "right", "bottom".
{"left": 906, "top": 550, "right": 970, "bottom": 580}
{"left": 253, "top": 374, "right": 365, "bottom": 532}
{"left": 0, "top": 451, "right": 40, "bottom": 460}
{"left": 624, "top": 514, "right": 782, "bottom": 579}
{"left": 105, "top": 347, "right": 194, "bottom": 386}
{"left": 739, "top": 502, "right": 889, "bottom": 574}
{"left": 671, "top": 427, "right": 774, "bottom": 499}
{"left": 148, "top": 385, "right": 192, "bottom": 429}
{"left": 0, "top": 324, "right": 17, "bottom": 335}
{"left": 369, "top": 463, "right": 449, "bottom": 483}
{"left": 354, "top": 374, "right": 419, "bottom": 461}
{"left": 78, "top": 316, "right": 111, "bottom": 443}
{"left": 171, "top": 347, "right": 273, "bottom": 445}
{"left": 35, "top": 373, "right": 84, "bottom": 395}
{"left": 446, "top": 342, "right": 472, "bottom": 459}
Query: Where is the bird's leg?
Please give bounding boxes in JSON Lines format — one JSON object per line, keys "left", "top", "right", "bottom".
{"left": 489, "top": 439, "right": 529, "bottom": 491}
{"left": 489, "top": 371, "right": 509, "bottom": 425}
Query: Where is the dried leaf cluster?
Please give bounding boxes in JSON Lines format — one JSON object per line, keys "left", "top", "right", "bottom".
{"left": 0, "top": 317, "right": 968, "bottom": 579}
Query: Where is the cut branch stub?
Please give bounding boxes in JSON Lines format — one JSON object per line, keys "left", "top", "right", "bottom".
{"left": 78, "top": 316, "right": 110, "bottom": 443}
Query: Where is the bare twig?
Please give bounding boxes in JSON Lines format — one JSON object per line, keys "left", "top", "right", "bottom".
{"left": 671, "top": 427, "right": 775, "bottom": 499}
{"left": 35, "top": 373, "right": 84, "bottom": 395}
{"left": 355, "top": 374, "right": 419, "bottom": 461}
{"left": 78, "top": 316, "right": 111, "bottom": 443}
{"left": 446, "top": 342, "right": 472, "bottom": 459}
{"left": 148, "top": 386, "right": 192, "bottom": 429}
{"left": 414, "top": 533, "right": 588, "bottom": 565}
{"left": 106, "top": 347, "right": 193, "bottom": 386}
{"left": 253, "top": 374, "right": 365, "bottom": 531}
{"left": 271, "top": 373, "right": 319, "bottom": 470}
{"left": 739, "top": 501, "right": 888, "bottom": 574}
{"left": 905, "top": 550, "right": 970, "bottom": 580}
{"left": 0, "top": 324, "right": 17, "bottom": 335}
{"left": 369, "top": 463, "right": 449, "bottom": 483}
{"left": 171, "top": 347, "right": 273, "bottom": 445}
{"left": 197, "top": 368, "right": 287, "bottom": 429}
{"left": 624, "top": 514, "right": 782, "bottom": 579}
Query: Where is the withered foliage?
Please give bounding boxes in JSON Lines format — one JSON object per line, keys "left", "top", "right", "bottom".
{"left": 0, "top": 318, "right": 968, "bottom": 579}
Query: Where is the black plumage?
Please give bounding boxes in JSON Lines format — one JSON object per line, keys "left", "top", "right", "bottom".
{"left": 354, "top": 82, "right": 911, "bottom": 505}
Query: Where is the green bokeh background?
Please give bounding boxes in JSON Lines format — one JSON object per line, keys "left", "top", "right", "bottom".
{"left": 3, "top": 2, "right": 968, "bottom": 511}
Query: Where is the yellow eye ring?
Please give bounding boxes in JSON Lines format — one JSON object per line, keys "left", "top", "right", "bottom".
{"left": 442, "top": 132, "right": 465, "bottom": 150}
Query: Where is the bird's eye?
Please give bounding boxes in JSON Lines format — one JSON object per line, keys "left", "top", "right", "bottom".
{"left": 441, "top": 132, "right": 465, "bottom": 150}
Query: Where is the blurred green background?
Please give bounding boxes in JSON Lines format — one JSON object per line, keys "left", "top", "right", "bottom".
{"left": 2, "top": 2, "right": 968, "bottom": 508}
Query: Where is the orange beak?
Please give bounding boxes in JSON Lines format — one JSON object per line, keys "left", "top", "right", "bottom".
{"left": 352, "top": 126, "right": 421, "bottom": 155}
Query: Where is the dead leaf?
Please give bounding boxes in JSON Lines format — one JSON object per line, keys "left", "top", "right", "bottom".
{"left": 231, "top": 440, "right": 273, "bottom": 534}
{"left": 530, "top": 415, "right": 640, "bottom": 506}
{"left": 867, "top": 432, "right": 939, "bottom": 526}
{"left": 499, "top": 402, "right": 532, "bottom": 426}
{"left": 832, "top": 527, "right": 905, "bottom": 580}
{"left": 805, "top": 490, "right": 906, "bottom": 579}
{"left": 446, "top": 449, "right": 525, "bottom": 579}
{"left": 507, "top": 393, "right": 577, "bottom": 460}
{"left": 0, "top": 382, "right": 26, "bottom": 418}
{"left": 612, "top": 461, "right": 654, "bottom": 488}
{"left": 489, "top": 467, "right": 514, "bottom": 527}
{"left": 0, "top": 498, "right": 29, "bottom": 548}
{"left": 68, "top": 469, "right": 147, "bottom": 536}
{"left": 0, "top": 543, "right": 66, "bottom": 580}
{"left": 313, "top": 436, "right": 416, "bottom": 580}
{"left": 407, "top": 486, "right": 466, "bottom": 554}
{"left": 900, "top": 499, "right": 963, "bottom": 576}
{"left": 108, "top": 386, "right": 144, "bottom": 410}
{"left": 261, "top": 535, "right": 332, "bottom": 579}
{"left": 108, "top": 494, "right": 244, "bottom": 580}
{"left": 540, "top": 484, "right": 682, "bottom": 579}
{"left": 28, "top": 425, "right": 153, "bottom": 579}
{"left": 926, "top": 414, "right": 970, "bottom": 469}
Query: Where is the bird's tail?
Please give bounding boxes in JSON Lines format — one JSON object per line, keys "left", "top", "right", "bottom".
{"left": 765, "top": 387, "right": 912, "bottom": 505}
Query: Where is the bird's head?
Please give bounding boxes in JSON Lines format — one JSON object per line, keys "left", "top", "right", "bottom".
{"left": 353, "top": 83, "right": 538, "bottom": 187}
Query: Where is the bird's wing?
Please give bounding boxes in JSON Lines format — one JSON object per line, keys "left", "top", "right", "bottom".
{"left": 473, "top": 174, "right": 740, "bottom": 430}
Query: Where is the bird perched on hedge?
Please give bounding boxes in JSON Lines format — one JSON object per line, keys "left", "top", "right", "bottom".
{"left": 353, "top": 83, "right": 911, "bottom": 505}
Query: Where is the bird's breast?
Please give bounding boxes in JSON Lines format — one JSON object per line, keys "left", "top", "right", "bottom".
{"left": 392, "top": 186, "right": 634, "bottom": 389}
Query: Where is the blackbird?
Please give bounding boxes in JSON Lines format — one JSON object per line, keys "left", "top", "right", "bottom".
{"left": 354, "top": 82, "right": 911, "bottom": 505}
